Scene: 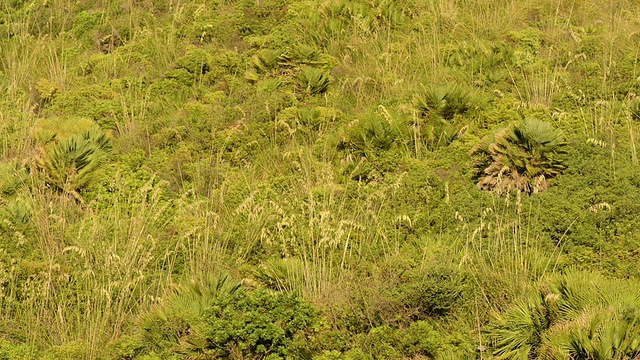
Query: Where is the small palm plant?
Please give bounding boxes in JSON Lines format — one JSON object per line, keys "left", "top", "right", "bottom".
{"left": 137, "top": 274, "right": 242, "bottom": 357}
{"left": 296, "top": 67, "right": 330, "bottom": 95}
{"left": 279, "top": 44, "right": 325, "bottom": 68}
{"left": 32, "top": 117, "right": 111, "bottom": 200}
{"left": 245, "top": 49, "right": 282, "bottom": 82}
{"left": 413, "top": 84, "right": 487, "bottom": 149}
{"left": 0, "top": 161, "right": 28, "bottom": 197}
{"left": 490, "top": 270, "right": 640, "bottom": 360}
{"left": 471, "top": 118, "right": 567, "bottom": 195}
{"left": 339, "top": 113, "right": 399, "bottom": 157}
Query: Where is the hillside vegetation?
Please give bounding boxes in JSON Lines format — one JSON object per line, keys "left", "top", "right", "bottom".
{"left": 2, "top": 0, "right": 640, "bottom": 359}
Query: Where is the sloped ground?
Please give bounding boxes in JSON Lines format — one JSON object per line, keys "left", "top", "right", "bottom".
{"left": 1, "top": 0, "right": 640, "bottom": 358}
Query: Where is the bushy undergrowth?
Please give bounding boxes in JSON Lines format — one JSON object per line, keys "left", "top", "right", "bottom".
{"left": 2, "top": 0, "right": 640, "bottom": 358}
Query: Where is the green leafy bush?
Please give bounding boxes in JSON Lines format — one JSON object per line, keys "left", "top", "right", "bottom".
{"left": 203, "top": 288, "right": 316, "bottom": 359}
{"left": 392, "top": 266, "right": 469, "bottom": 319}
{"left": 127, "top": 274, "right": 317, "bottom": 359}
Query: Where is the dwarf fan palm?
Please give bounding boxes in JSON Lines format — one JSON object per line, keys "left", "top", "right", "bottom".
{"left": 413, "top": 84, "right": 487, "bottom": 149}
{"left": 297, "top": 67, "right": 330, "bottom": 95}
{"left": 32, "top": 117, "right": 111, "bottom": 200}
{"left": 0, "top": 161, "right": 27, "bottom": 197}
{"left": 339, "top": 113, "right": 399, "bottom": 157}
{"left": 471, "top": 118, "right": 567, "bottom": 194}
{"left": 137, "top": 274, "right": 242, "bottom": 356}
{"left": 245, "top": 49, "right": 282, "bottom": 82}
{"left": 491, "top": 271, "right": 640, "bottom": 360}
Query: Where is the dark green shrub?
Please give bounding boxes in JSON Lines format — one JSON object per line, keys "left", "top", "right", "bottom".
{"left": 203, "top": 289, "right": 317, "bottom": 359}
{"left": 176, "top": 48, "right": 212, "bottom": 75}
{"left": 130, "top": 274, "right": 317, "bottom": 359}
{"left": 393, "top": 266, "right": 469, "bottom": 319}
{"left": 351, "top": 321, "right": 442, "bottom": 359}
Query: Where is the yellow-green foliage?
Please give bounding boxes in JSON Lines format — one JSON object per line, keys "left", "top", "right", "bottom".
{"left": 2, "top": 0, "right": 640, "bottom": 358}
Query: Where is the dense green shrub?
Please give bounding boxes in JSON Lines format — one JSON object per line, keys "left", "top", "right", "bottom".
{"left": 124, "top": 274, "right": 317, "bottom": 359}
{"left": 392, "top": 266, "right": 469, "bottom": 319}
{"left": 203, "top": 288, "right": 316, "bottom": 359}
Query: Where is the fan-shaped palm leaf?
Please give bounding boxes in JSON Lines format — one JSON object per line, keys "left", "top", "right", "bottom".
{"left": 0, "top": 161, "right": 27, "bottom": 197}
{"left": 297, "top": 67, "right": 330, "bottom": 95}
{"left": 491, "top": 271, "right": 640, "bottom": 360}
{"left": 471, "top": 118, "right": 567, "bottom": 194}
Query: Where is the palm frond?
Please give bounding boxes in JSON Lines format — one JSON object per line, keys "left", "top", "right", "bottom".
{"left": 297, "top": 67, "right": 330, "bottom": 95}
{"left": 32, "top": 118, "right": 112, "bottom": 197}
{"left": 0, "top": 161, "right": 28, "bottom": 197}
{"left": 249, "top": 49, "right": 281, "bottom": 74}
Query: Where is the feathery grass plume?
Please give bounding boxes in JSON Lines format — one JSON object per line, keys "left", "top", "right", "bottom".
{"left": 32, "top": 117, "right": 111, "bottom": 200}
{"left": 490, "top": 270, "right": 640, "bottom": 360}
{"left": 471, "top": 118, "right": 567, "bottom": 195}
{"left": 297, "top": 67, "right": 330, "bottom": 95}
